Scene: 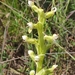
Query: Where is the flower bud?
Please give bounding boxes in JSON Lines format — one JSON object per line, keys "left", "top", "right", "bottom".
{"left": 45, "top": 7, "right": 57, "bottom": 18}
{"left": 44, "top": 35, "right": 53, "bottom": 42}
{"left": 34, "top": 56, "right": 40, "bottom": 62}
{"left": 44, "top": 34, "right": 58, "bottom": 44}
{"left": 30, "top": 70, "right": 35, "bottom": 75}
{"left": 28, "top": 50, "right": 34, "bottom": 55}
{"left": 48, "top": 64, "right": 58, "bottom": 72}
{"left": 27, "top": 22, "right": 33, "bottom": 29}
{"left": 52, "top": 64, "right": 58, "bottom": 69}
{"left": 27, "top": 22, "right": 34, "bottom": 33}
{"left": 22, "top": 35, "right": 28, "bottom": 41}
{"left": 28, "top": 50, "right": 36, "bottom": 62}
{"left": 28, "top": 0, "right": 34, "bottom": 7}
{"left": 51, "top": 7, "right": 57, "bottom": 12}
{"left": 53, "top": 34, "right": 58, "bottom": 40}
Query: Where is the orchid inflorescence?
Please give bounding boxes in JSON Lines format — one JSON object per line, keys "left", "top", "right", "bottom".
{"left": 22, "top": 0, "right": 58, "bottom": 75}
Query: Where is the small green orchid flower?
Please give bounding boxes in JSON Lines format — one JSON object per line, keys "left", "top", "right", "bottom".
{"left": 27, "top": 22, "right": 33, "bottom": 33}
{"left": 22, "top": 35, "right": 37, "bottom": 44}
{"left": 28, "top": 50, "right": 36, "bottom": 62}
{"left": 27, "top": 22, "right": 38, "bottom": 33}
{"left": 44, "top": 34, "right": 58, "bottom": 43}
{"left": 45, "top": 7, "right": 57, "bottom": 18}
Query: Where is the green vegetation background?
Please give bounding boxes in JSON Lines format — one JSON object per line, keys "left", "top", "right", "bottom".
{"left": 0, "top": 0, "right": 75, "bottom": 75}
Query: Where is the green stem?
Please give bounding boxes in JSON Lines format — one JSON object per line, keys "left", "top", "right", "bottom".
{"left": 36, "top": 22, "right": 46, "bottom": 72}
{"left": 35, "top": 8, "right": 46, "bottom": 72}
{"left": 35, "top": 24, "right": 44, "bottom": 72}
{"left": 36, "top": 56, "right": 44, "bottom": 73}
{"left": 38, "top": 26, "right": 45, "bottom": 54}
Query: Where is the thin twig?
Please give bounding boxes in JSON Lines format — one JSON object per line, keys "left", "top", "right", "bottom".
{"left": 0, "top": 56, "right": 29, "bottom": 64}
{"left": 54, "top": 42, "right": 75, "bottom": 60}
{"left": 46, "top": 52, "right": 75, "bottom": 55}
{"left": 66, "top": 10, "right": 75, "bottom": 21}
{"left": 0, "top": 51, "right": 75, "bottom": 64}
